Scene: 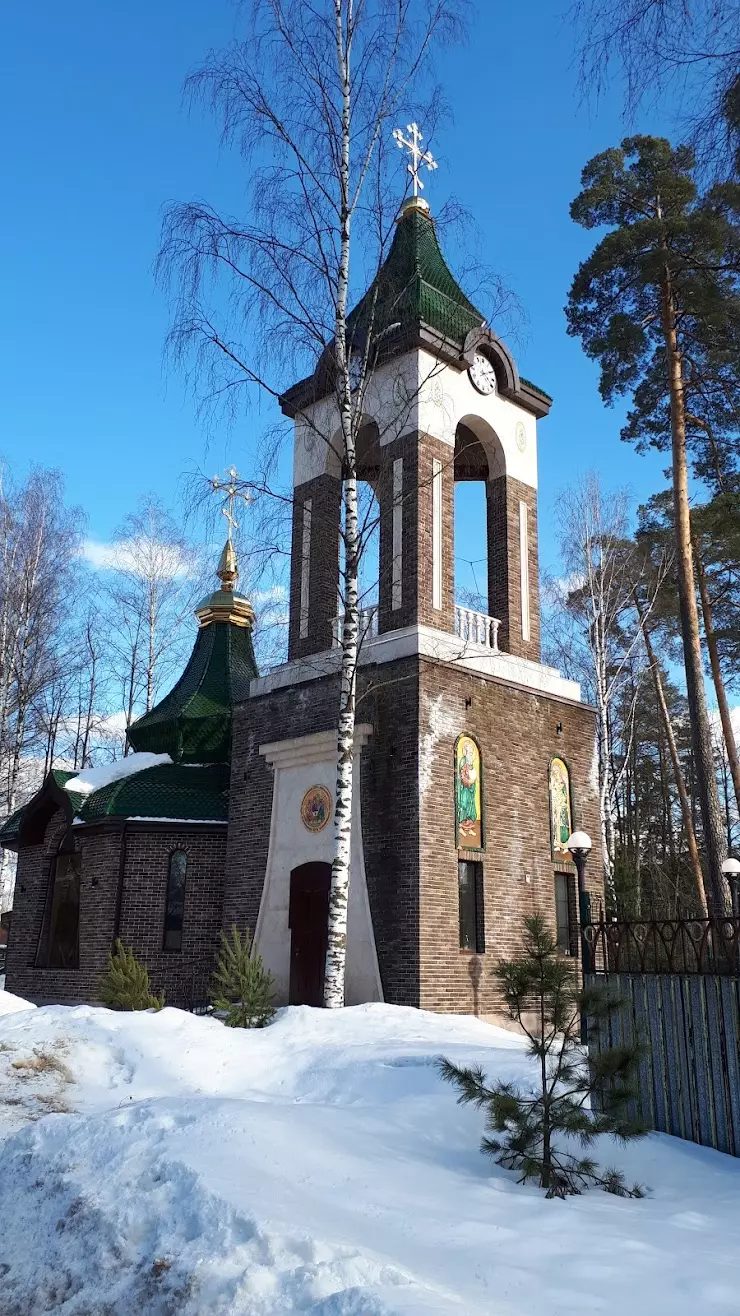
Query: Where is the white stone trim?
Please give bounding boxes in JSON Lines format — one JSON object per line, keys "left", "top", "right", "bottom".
{"left": 519, "top": 500, "right": 530, "bottom": 643}
{"left": 252, "top": 725, "right": 382, "bottom": 1006}
{"left": 259, "top": 724, "right": 374, "bottom": 768}
{"left": 432, "top": 457, "right": 442, "bottom": 611}
{"left": 252, "top": 625, "right": 582, "bottom": 703}
{"left": 299, "top": 498, "right": 312, "bottom": 638}
{"left": 392, "top": 457, "right": 403, "bottom": 610}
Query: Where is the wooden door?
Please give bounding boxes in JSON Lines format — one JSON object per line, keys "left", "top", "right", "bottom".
{"left": 288, "top": 862, "right": 331, "bottom": 1006}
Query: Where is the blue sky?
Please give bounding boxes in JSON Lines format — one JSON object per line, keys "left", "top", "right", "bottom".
{"left": 1, "top": 0, "right": 679, "bottom": 587}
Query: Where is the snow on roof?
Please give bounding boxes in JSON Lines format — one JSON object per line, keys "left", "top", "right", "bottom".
{"left": 63, "top": 752, "right": 173, "bottom": 798}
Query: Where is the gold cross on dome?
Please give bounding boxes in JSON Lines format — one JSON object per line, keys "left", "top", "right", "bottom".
{"left": 392, "top": 122, "right": 438, "bottom": 197}
{"left": 210, "top": 466, "right": 250, "bottom": 544}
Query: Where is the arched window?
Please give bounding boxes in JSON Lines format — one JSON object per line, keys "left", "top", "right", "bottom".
{"left": 163, "top": 851, "right": 187, "bottom": 952}
{"left": 39, "top": 842, "right": 81, "bottom": 969}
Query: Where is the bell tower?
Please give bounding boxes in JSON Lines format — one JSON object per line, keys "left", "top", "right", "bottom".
{"left": 279, "top": 191, "right": 552, "bottom": 666}
{"left": 228, "top": 133, "right": 602, "bottom": 1018}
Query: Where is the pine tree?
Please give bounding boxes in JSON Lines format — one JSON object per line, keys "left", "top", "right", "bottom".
{"left": 439, "top": 915, "right": 646, "bottom": 1199}
{"left": 567, "top": 136, "right": 740, "bottom": 911}
{"left": 100, "top": 939, "right": 165, "bottom": 1011}
{"left": 210, "top": 925, "right": 275, "bottom": 1029}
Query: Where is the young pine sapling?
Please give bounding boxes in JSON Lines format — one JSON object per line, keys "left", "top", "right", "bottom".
{"left": 440, "top": 914, "right": 646, "bottom": 1199}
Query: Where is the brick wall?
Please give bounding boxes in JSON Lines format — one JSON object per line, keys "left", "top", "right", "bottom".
{"left": 377, "top": 431, "right": 455, "bottom": 636}
{"left": 288, "top": 474, "right": 341, "bottom": 659}
{"left": 226, "top": 652, "right": 600, "bottom": 1016}
{"left": 416, "top": 659, "right": 602, "bottom": 1017}
{"left": 118, "top": 827, "right": 227, "bottom": 1007}
{"left": 6, "top": 813, "right": 121, "bottom": 1004}
{"left": 5, "top": 814, "right": 227, "bottom": 1008}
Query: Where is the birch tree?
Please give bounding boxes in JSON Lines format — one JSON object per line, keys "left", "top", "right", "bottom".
{"left": 549, "top": 475, "right": 651, "bottom": 895}
{"left": 0, "top": 468, "right": 81, "bottom": 910}
{"left": 102, "top": 498, "right": 201, "bottom": 737}
{"left": 158, "top": 0, "right": 473, "bottom": 1006}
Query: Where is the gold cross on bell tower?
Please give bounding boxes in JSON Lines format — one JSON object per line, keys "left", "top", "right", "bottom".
{"left": 392, "top": 122, "right": 438, "bottom": 198}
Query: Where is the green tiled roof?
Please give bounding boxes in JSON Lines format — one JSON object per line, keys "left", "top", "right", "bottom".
{"left": 0, "top": 762, "right": 230, "bottom": 843}
{"left": 0, "top": 770, "right": 85, "bottom": 847}
{"left": 347, "top": 205, "right": 485, "bottom": 355}
{"left": 127, "top": 619, "right": 257, "bottom": 764}
{"left": 0, "top": 803, "right": 27, "bottom": 845}
{"left": 520, "top": 375, "right": 552, "bottom": 402}
{"left": 77, "top": 762, "right": 229, "bottom": 824}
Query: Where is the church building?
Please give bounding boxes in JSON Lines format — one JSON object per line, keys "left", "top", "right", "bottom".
{"left": 1, "top": 188, "right": 602, "bottom": 1019}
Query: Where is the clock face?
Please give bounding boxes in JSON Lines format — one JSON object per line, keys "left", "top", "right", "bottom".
{"left": 469, "top": 352, "right": 496, "bottom": 395}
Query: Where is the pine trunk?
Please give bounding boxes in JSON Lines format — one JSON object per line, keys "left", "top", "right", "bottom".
{"left": 636, "top": 594, "right": 707, "bottom": 912}
{"left": 694, "top": 545, "right": 740, "bottom": 824}
{"left": 660, "top": 268, "right": 728, "bottom": 912}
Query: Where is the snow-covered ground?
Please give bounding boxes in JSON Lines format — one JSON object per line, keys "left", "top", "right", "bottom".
{"left": 0, "top": 996, "right": 738, "bottom": 1315}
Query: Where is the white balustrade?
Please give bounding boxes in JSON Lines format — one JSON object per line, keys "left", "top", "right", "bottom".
{"left": 332, "top": 606, "right": 379, "bottom": 646}
{"left": 454, "top": 605, "right": 500, "bottom": 652}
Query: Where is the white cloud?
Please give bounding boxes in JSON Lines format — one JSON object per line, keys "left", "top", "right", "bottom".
{"left": 82, "top": 538, "right": 193, "bottom": 580}
{"left": 251, "top": 585, "right": 288, "bottom": 606}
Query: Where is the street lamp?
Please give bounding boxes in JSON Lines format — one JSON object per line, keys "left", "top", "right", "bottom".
{"left": 567, "top": 831, "right": 593, "bottom": 926}
{"left": 722, "top": 857, "right": 740, "bottom": 917}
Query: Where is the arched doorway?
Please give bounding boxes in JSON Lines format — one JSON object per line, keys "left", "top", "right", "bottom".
{"left": 288, "top": 862, "right": 331, "bottom": 1005}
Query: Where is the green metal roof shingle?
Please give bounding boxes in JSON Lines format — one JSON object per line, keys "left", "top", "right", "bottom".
{"left": 77, "top": 761, "right": 230, "bottom": 824}
{"left": 127, "top": 620, "right": 257, "bottom": 764}
{"left": 347, "top": 206, "right": 485, "bottom": 354}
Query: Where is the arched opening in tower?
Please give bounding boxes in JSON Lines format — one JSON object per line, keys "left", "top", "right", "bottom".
{"left": 453, "top": 422, "right": 490, "bottom": 616}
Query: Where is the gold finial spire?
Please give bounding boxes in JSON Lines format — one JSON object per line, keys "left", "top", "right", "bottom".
{"left": 195, "top": 467, "right": 255, "bottom": 628}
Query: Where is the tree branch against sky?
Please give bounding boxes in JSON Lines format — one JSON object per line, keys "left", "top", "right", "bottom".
{"left": 571, "top": 0, "right": 740, "bottom": 176}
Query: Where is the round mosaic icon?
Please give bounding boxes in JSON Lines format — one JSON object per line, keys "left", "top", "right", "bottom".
{"left": 300, "top": 784, "right": 332, "bottom": 833}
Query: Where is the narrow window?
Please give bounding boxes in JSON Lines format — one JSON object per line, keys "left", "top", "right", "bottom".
{"left": 458, "top": 859, "right": 485, "bottom": 953}
{"left": 163, "top": 851, "right": 188, "bottom": 952}
{"left": 45, "top": 851, "right": 81, "bottom": 969}
{"left": 554, "top": 872, "right": 577, "bottom": 956}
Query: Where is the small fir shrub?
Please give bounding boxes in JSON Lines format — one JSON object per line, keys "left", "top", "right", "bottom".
{"left": 439, "top": 913, "right": 646, "bottom": 1199}
{"left": 100, "top": 940, "right": 165, "bottom": 1011}
{"left": 210, "top": 925, "right": 275, "bottom": 1028}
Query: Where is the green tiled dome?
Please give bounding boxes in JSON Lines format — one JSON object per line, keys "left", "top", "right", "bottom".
{"left": 127, "top": 619, "right": 257, "bottom": 765}
{"left": 347, "top": 202, "right": 485, "bottom": 356}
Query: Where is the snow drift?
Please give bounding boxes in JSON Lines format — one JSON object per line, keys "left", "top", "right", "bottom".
{"left": 0, "top": 997, "right": 738, "bottom": 1314}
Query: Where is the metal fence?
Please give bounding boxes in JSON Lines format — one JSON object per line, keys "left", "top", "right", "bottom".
{"left": 584, "top": 912, "right": 740, "bottom": 975}
{"left": 585, "top": 915, "right": 740, "bottom": 1157}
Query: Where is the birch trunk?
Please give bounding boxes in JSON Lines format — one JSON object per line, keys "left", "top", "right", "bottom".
{"left": 660, "top": 265, "right": 728, "bottom": 911}
{"left": 324, "top": 0, "right": 358, "bottom": 1008}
